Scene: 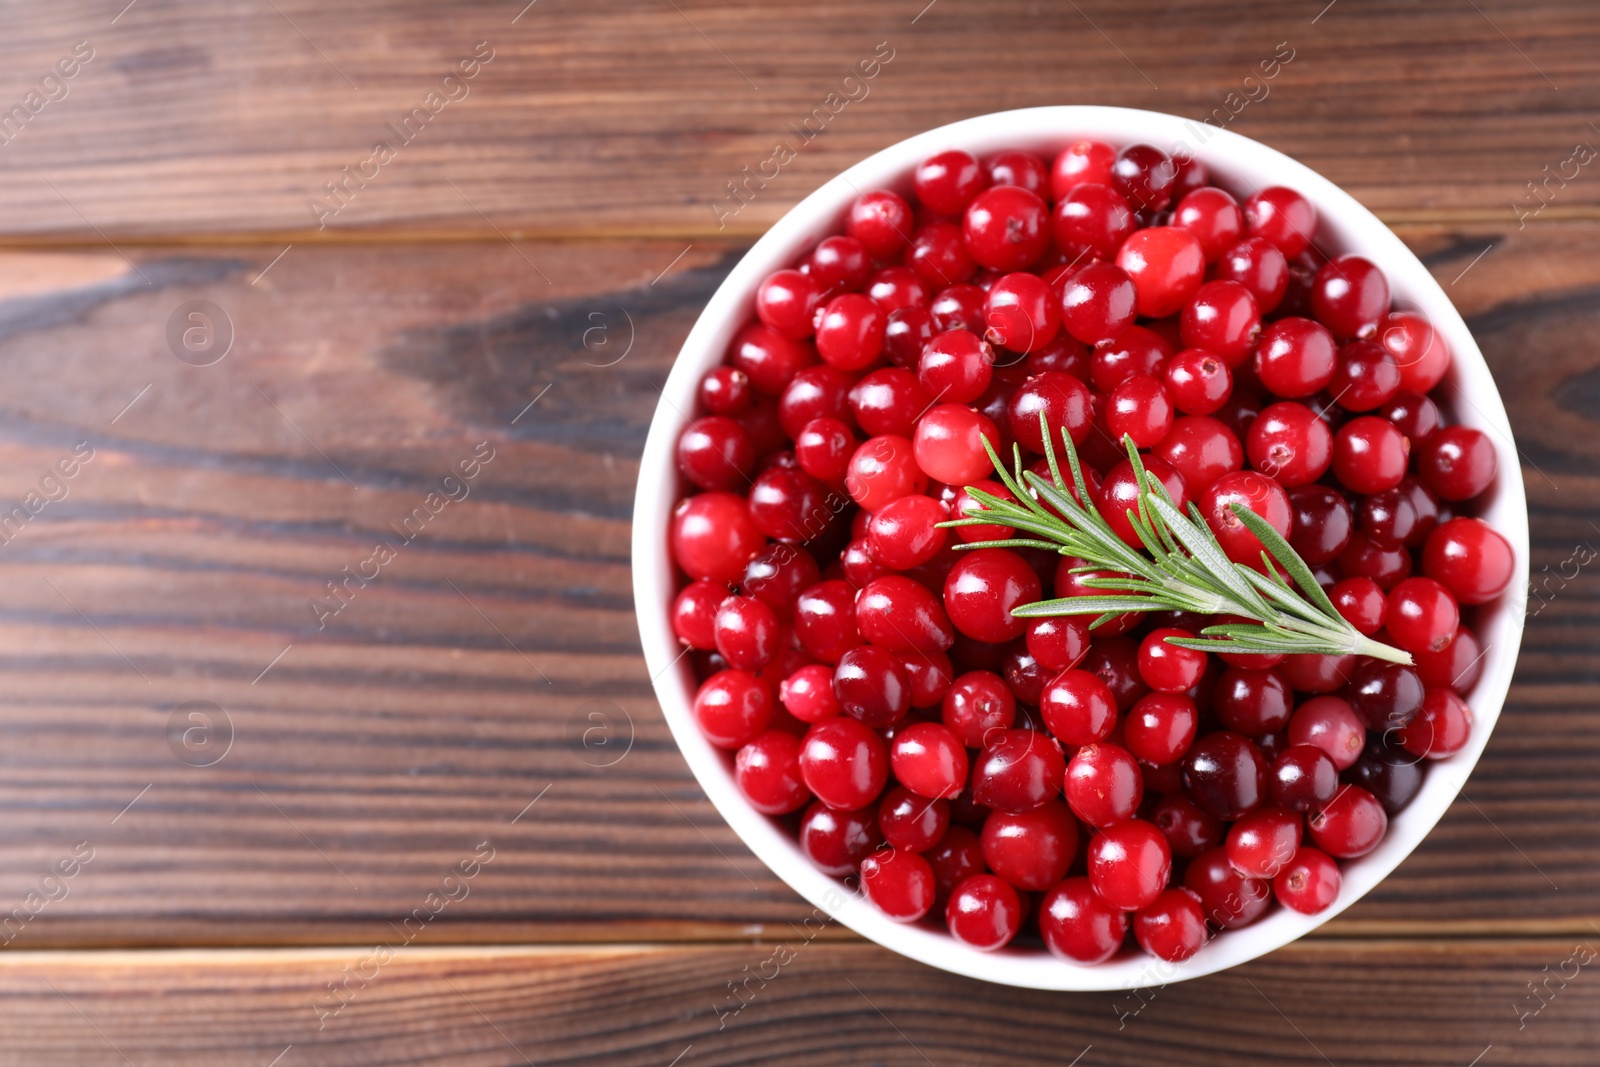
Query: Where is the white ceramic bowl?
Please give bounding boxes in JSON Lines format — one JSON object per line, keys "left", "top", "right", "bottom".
{"left": 632, "top": 106, "right": 1528, "bottom": 990}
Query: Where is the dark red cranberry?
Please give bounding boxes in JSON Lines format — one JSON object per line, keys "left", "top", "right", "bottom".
{"left": 1182, "top": 731, "right": 1268, "bottom": 820}
{"left": 1213, "top": 667, "right": 1293, "bottom": 734}
{"left": 1345, "top": 660, "right": 1425, "bottom": 731}
{"left": 1288, "top": 485, "right": 1353, "bottom": 565}
{"left": 1184, "top": 847, "right": 1271, "bottom": 929}
{"left": 1348, "top": 733, "right": 1425, "bottom": 815}
{"left": 1311, "top": 255, "right": 1390, "bottom": 339}
{"left": 1215, "top": 236, "right": 1289, "bottom": 313}
{"left": 1111, "top": 143, "right": 1177, "bottom": 211}
{"left": 799, "top": 801, "right": 881, "bottom": 876}
{"left": 833, "top": 646, "right": 911, "bottom": 728}
{"left": 1416, "top": 425, "right": 1497, "bottom": 502}
{"left": 1271, "top": 745, "right": 1339, "bottom": 812}
{"left": 1243, "top": 186, "right": 1316, "bottom": 258}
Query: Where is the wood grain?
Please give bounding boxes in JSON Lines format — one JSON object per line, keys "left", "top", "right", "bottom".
{"left": 0, "top": 940, "right": 1596, "bottom": 1066}
{"left": 0, "top": 221, "right": 1591, "bottom": 952}
{"left": 0, "top": 0, "right": 1595, "bottom": 240}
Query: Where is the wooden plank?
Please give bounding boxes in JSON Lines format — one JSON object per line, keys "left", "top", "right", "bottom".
{"left": 0, "top": 940, "right": 1596, "bottom": 1065}
{"left": 0, "top": 1, "right": 1596, "bottom": 240}
{"left": 0, "top": 222, "right": 1592, "bottom": 951}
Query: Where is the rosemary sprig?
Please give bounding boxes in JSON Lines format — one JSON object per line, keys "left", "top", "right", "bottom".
{"left": 938, "top": 413, "right": 1413, "bottom": 666}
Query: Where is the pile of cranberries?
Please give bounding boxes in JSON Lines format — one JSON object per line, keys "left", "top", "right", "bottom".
{"left": 667, "top": 138, "right": 1513, "bottom": 965}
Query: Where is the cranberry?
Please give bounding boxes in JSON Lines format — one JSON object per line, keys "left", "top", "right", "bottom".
{"left": 1111, "top": 143, "right": 1177, "bottom": 211}
{"left": 833, "top": 646, "right": 911, "bottom": 727}
{"left": 879, "top": 787, "right": 949, "bottom": 855}
{"left": 694, "top": 669, "right": 775, "bottom": 749}
{"left": 1098, "top": 456, "right": 1189, "bottom": 549}
{"left": 1311, "top": 255, "right": 1389, "bottom": 339}
{"left": 1041, "top": 876, "right": 1129, "bottom": 964}
{"left": 848, "top": 190, "right": 914, "bottom": 259}
{"left": 846, "top": 434, "right": 926, "bottom": 511}
{"left": 964, "top": 185, "right": 1051, "bottom": 272}
{"left": 1286, "top": 695, "right": 1364, "bottom": 770}
{"left": 1181, "top": 280, "right": 1260, "bottom": 364}
{"left": 1415, "top": 625, "right": 1484, "bottom": 693}
{"left": 1256, "top": 318, "right": 1337, "bottom": 398}
{"left": 1025, "top": 616, "right": 1091, "bottom": 673}
{"left": 983, "top": 149, "right": 1048, "bottom": 193}
{"left": 867, "top": 266, "right": 930, "bottom": 313}
{"left": 808, "top": 234, "right": 871, "bottom": 295}
{"left": 1330, "top": 340, "right": 1401, "bottom": 412}
{"left": 1092, "top": 324, "right": 1173, "bottom": 391}
{"left": 1358, "top": 479, "right": 1431, "bottom": 548}
{"left": 866, "top": 495, "right": 948, "bottom": 571}
{"left": 780, "top": 663, "right": 842, "bottom": 723}
{"left": 1003, "top": 641, "right": 1052, "bottom": 705}
{"left": 1164, "top": 348, "right": 1232, "bottom": 416}
{"left": 1309, "top": 785, "right": 1387, "bottom": 858}
{"left": 884, "top": 305, "right": 936, "bottom": 368}
{"left": 1124, "top": 692, "right": 1199, "bottom": 766}
{"left": 699, "top": 366, "right": 754, "bottom": 417}
{"left": 918, "top": 329, "right": 995, "bottom": 406}
{"left": 861, "top": 847, "right": 936, "bottom": 922}
{"left": 951, "top": 479, "right": 1018, "bottom": 543}
{"left": 1183, "top": 731, "right": 1267, "bottom": 820}
{"left": 714, "top": 595, "right": 780, "bottom": 671}
{"left": 1135, "top": 629, "right": 1205, "bottom": 694}
{"left": 1106, "top": 374, "right": 1175, "bottom": 449}
{"left": 942, "top": 670, "right": 1016, "bottom": 747}
{"left": 972, "top": 728, "right": 1065, "bottom": 813}
{"left": 1134, "top": 887, "right": 1208, "bottom": 961}
{"left": 673, "top": 579, "right": 727, "bottom": 650}
{"left": 735, "top": 731, "right": 811, "bottom": 814}
{"left": 1226, "top": 807, "right": 1301, "bottom": 879}
{"left": 1274, "top": 846, "right": 1341, "bottom": 914}
{"left": 1423, "top": 517, "right": 1515, "bottom": 604}
{"left": 794, "top": 580, "right": 861, "bottom": 662}
{"left": 812, "top": 294, "right": 885, "bottom": 370}
{"left": 1083, "top": 635, "right": 1152, "bottom": 712}
{"left": 1416, "top": 425, "right": 1497, "bottom": 501}
{"left": 1152, "top": 793, "right": 1225, "bottom": 858}
{"left": 1199, "top": 470, "right": 1292, "bottom": 568}
{"left": 1173, "top": 187, "right": 1244, "bottom": 260}
{"left": 982, "top": 800, "right": 1079, "bottom": 891}
{"left": 1214, "top": 667, "right": 1293, "bottom": 734}
{"left": 891, "top": 721, "right": 969, "bottom": 800}
{"left": 748, "top": 465, "right": 829, "bottom": 543}
{"left": 1009, "top": 370, "right": 1093, "bottom": 452}
{"left": 915, "top": 150, "right": 986, "bottom": 216}
{"left": 1333, "top": 415, "right": 1410, "bottom": 494}
{"left": 673, "top": 491, "right": 765, "bottom": 585}
{"left": 1066, "top": 742, "right": 1143, "bottom": 827}
{"left": 946, "top": 874, "right": 1024, "bottom": 951}
{"left": 1346, "top": 660, "right": 1425, "bottom": 730}
{"left": 1340, "top": 531, "right": 1414, "bottom": 590}
{"left": 907, "top": 220, "right": 977, "bottom": 288}
{"left": 1282, "top": 652, "right": 1357, "bottom": 695}
{"left": 1271, "top": 744, "right": 1339, "bottom": 812}
{"left": 1052, "top": 183, "right": 1135, "bottom": 263}
{"left": 1059, "top": 261, "right": 1138, "bottom": 345}
{"left": 1088, "top": 818, "right": 1172, "bottom": 911}
{"left": 794, "top": 418, "right": 857, "bottom": 484}
{"left": 985, "top": 272, "right": 1061, "bottom": 353}
{"left": 1286, "top": 484, "right": 1353, "bottom": 565}
{"left": 1380, "top": 389, "right": 1441, "bottom": 444}
{"left": 1116, "top": 226, "right": 1205, "bottom": 317}
{"left": 1184, "top": 847, "right": 1271, "bottom": 929}
{"left": 1154, "top": 415, "right": 1243, "bottom": 496}
{"left": 1386, "top": 577, "right": 1460, "bottom": 655}
{"left": 1216, "top": 236, "right": 1289, "bottom": 313}
{"left": 855, "top": 575, "right": 954, "bottom": 654}
{"left": 755, "top": 269, "right": 824, "bottom": 340}
{"left": 1380, "top": 310, "right": 1451, "bottom": 394}
{"left": 1040, "top": 668, "right": 1118, "bottom": 746}
{"left": 799, "top": 801, "right": 880, "bottom": 876}
{"left": 1349, "top": 734, "right": 1424, "bottom": 815}
{"left": 926, "top": 825, "right": 986, "bottom": 899}
{"left": 1330, "top": 576, "right": 1387, "bottom": 635}
{"left": 942, "top": 548, "right": 1040, "bottom": 644}
{"left": 799, "top": 717, "right": 888, "bottom": 810}
{"left": 1243, "top": 186, "right": 1316, "bottom": 257}
{"left": 914, "top": 404, "right": 1001, "bottom": 486}
{"left": 1051, "top": 140, "right": 1116, "bottom": 197}
{"left": 1246, "top": 401, "right": 1332, "bottom": 488}
{"left": 1398, "top": 686, "right": 1473, "bottom": 758}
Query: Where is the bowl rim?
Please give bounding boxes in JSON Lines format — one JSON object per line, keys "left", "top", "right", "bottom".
{"left": 632, "top": 105, "right": 1529, "bottom": 991}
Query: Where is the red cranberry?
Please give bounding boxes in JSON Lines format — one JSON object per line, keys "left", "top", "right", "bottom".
{"left": 1248, "top": 401, "right": 1332, "bottom": 487}
{"left": 1398, "top": 686, "right": 1474, "bottom": 758}
{"left": 1025, "top": 616, "right": 1091, "bottom": 673}
{"left": 1256, "top": 317, "right": 1337, "bottom": 398}
{"left": 1125, "top": 692, "right": 1199, "bottom": 766}
{"left": 984, "top": 149, "right": 1048, "bottom": 194}
{"left": 1052, "top": 140, "right": 1116, "bottom": 197}
{"left": 1052, "top": 182, "right": 1135, "bottom": 261}
{"left": 1009, "top": 370, "right": 1093, "bottom": 452}
{"left": 914, "top": 149, "right": 986, "bottom": 216}
{"left": 918, "top": 329, "right": 995, "bottom": 405}
{"left": 860, "top": 847, "right": 936, "bottom": 922}
{"left": 1181, "top": 280, "right": 1260, "bottom": 364}
{"left": 1137, "top": 629, "right": 1207, "bottom": 694}
{"left": 884, "top": 305, "right": 936, "bottom": 368}
{"left": 1106, "top": 374, "right": 1175, "bottom": 449}
{"left": 944, "top": 548, "right": 1041, "bottom": 644}
{"left": 673, "top": 491, "right": 765, "bottom": 585}
{"left": 926, "top": 825, "right": 986, "bottom": 900}
{"left": 1164, "top": 348, "right": 1232, "bottom": 416}
{"left": 1340, "top": 531, "right": 1414, "bottom": 590}
{"left": 867, "top": 495, "right": 948, "bottom": 571}
{"left": 846, "top": 434, "right": 926, "bottom": 511}
{"left": 1226, "top": 807, "right": 1302, "bottom": 879}
{"left": 972, "top": 728, "right": 1065, "bottom": 814}
{"left": 1414, "top": 625, "right": 1484, "bottom": 693}
{"left": 1330, "top": 340, "right": 1401, "bottom": 412}
{"left": 1330, "top": 576, "right": 1387, "bottom": 635}
{"left": 981, "top": 799, "right": 1079, "bottom": 891}
{"left": 1097, "top": 456, "right": 1189, "bottom": 549}
{"left": 1416, "top": 425, "right": 1497, "bottom": 501}
{"left": 1216, "top": 236, "right": 1289, "bottom": 313}
{"left": 1059, "top": 261, "right": 1138, "bottom": 345}
{"left": 907, "top": 220, "right": 977, "bottom": 288}
{"left": 1274, "top": 846, "right": 1341, "bottom": 914}
{"left": 1333, "top": 415, "right": 1410, "bottom": 494}
{"left": 985, "top": 272, "right": 1061, "bottom": 353}
{"left": 1308, "top": 785, "right": 1388, "bottom": 858}
{"left": 855, "top": 575, "right": 954, "bottom": 654}
{"left": 867, "top": 266, "right": 930, "bottom": 313}
{"left": 1380, "top": 310, "right": 1451, "bottom": 394}
{"left": 672, "top": 579, "right": 726, "bottom": 651}
{"left": 1174, "top": 186, "right": 1244, "bottom": 260}
{"left": 1040, "top": 668, "right": 1118, "bottom": 746}
{"left": 964, "top": 186, "right": 1051, "bottom": 272}
{"left": 694, "top": 669, "right": 775, "bottom": 749}
{"left": 1154, "top": 415, "right": 1243, "bottom": 497}
{"left": 1134, "top": 887, "right": 1208, "bottom": 961}
{"left": 1288, "top": 695, "right": 1365, "bottom": 769}
{"left": 799, "top": 717, "right": 888, "bottom": 810}
{"left": 1088, "top": 818, "right": 1172, "bottom": 911}
{"left": 794, "top": 580, "right": 861, "bottom": 663}
{"left": 848, "top": 190, "right": 914, "bottom": 259}
{"left": 1184, "top": 847, "right": 1271, "bottom": 929}
{"left": 714, "top": 595, "right": 780, "bottom": 670}
{"left": 833, "top": 646, "right": 911, "bottom": 728}
{"left": 699, "top": 366, "right": 753, "bottom": 416}
{"left": 1380, "top": 389, "right": 1441, "bottom": 444}
{"left": 781, "top": 663, "right": 842, "bottom": 723}
{"left": 1385, "top": 577, "right": 1460, "bottom": 655}
{"left": 942, "top": 670, "right": 1016, "bottom": 747}
{"left": 1040, "top": 876, "right": 1128, "bottom": 963}
{"left": 1152, "top": 793, "right": 1224, "bottom": 858}
{"left": 1066, "top": 742, "right": 1143, "bottom": 827}
{"left": 1111, "top": 143, "right": 1177, "bottom": 211}
{"left": 878, "top": 785, "right": 950, "bottom": 852}
{"left": 1214, "top": 667, "right": 1293, "bottom": 734}
{"left": 1003, "top": 641, "right": 1052, "bottom": 706}
{"left": 755, "top": 269, "right": 823, "bottom": 340}
{"left": 814, "top": 294, "right": 886, "bottom": 370}
{"left": 735, "top": 730, "right": 811, "bottom": 814}
{"left": 1422, "top": 518, "right": 1514, "bottom": 604}
{"left": 1271, "top": 744, "right": 1339, "bottom": 812}
{"left": 946, "top": 874, "right": 1024, "bottom": 951}
{"left": 914, "top": 404, "right": 1001, "bottom": 485}
{"left": 1182, "top": 731, "right": 1267, "bottom": 820}
{"left": 1243, "top": 186, "right": 1316, "bottom": 258}
{"left": 891, "top": 721, "right": 969, "bottom": 799}
{"left": 1311, "top": 255, "right": 1389, "bottom": 339}
{"left": 799, "top": 801, "right": 881, "bottom": 876}
{"left": 794, "top": 417, "right": 857, "bottom": 484}
{"left": 1282, "top": 652, "right": 1357, "bottom": 695}
{"left": 1082, "top": 635, "right": 1152, "bottom": 712}
{"left": 1117, "top": 226, "right": 1205, "bottom": 317}
{"left": 1092, "top": 324, "right": 1173, "bottom": 391}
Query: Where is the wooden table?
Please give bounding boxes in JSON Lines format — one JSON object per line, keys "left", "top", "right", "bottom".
{"left": 0, "top": 1, "right": 1594, "bottom": 1063}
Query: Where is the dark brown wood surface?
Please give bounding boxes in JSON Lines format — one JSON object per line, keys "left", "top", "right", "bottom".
{"left": 0, "top": 1, "right": 1595, "bottom": 1063}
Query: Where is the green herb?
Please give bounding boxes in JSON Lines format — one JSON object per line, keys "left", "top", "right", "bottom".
{"left": 939, "top": 413, "right": 1413, "bottom": 666}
